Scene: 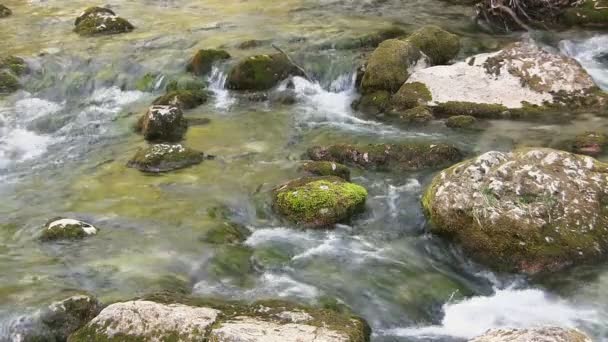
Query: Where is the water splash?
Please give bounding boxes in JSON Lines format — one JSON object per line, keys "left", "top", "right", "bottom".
{"left": 560, "top": 35, "right": 608, "bottom": 90}
{"left": 208, "top": 67, "right": 235, "bottom": 111}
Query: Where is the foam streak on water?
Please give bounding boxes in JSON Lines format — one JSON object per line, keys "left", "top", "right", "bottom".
{"left": 383, "top": 286, "right": 602, "bottom": 340}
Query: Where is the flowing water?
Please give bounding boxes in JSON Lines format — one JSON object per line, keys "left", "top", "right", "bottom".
{"left": 1, "top": 0, "right": 608, "bottom": 340}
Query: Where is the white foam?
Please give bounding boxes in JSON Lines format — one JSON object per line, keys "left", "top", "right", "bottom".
{"left": 383, "top": 287, "right": 601, "bottom": 340}
{"left": 208, "top": 67, "right": 235, "bottom": 111}
{"left": 14, "top": 98, "right": 63, "bottom": 122}
{"left": 560, "top": 35, "right": 608, "bottom": 90}
{"left": 0, "top": 128, "right": 53, "bottom": 169}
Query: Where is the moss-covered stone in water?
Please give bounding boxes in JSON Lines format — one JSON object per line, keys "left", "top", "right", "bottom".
{"left": 273, "top": 176, "right": 367, "bottom": 228}
{"left": 40, "top": 218, "right": 98, "bottom": 241}
{"left": 74, "top": 10, "right": 134, "bottom": 36}
{"left": 0, "top": 56, "right": 28, "bottom": 76}
{"left": 446, "top": 115, "right": 477, "bottom": 129}
{"left": 433, "top": 101, "right": 508, "bottom": 118}
{"left": 153, "top": 89, "right": 208, "bottom": 110}
{"left": 562, "top": 0, "right": 608, "bottom": 28}
{"left": 0, "top": 71, "right": 19, "bottom": 94}
{"left": 134, "top": 73, "right": 157, "bottom": 91}
{"left": 388, "top": 106, "right": 434, "bottom": 125}
{"left": 201, "top": 222, "right": 251, "bottom": 245}
{"left": 405, "top": 25, "right": 461, "bottom": 65}
{"left": 208, "top": 245, "right": 255, "bottom": 286}
{"left": 391, "top": 82, "right": 432, "bottom": 110}
{"left": 361, "top": 39, "right": 423, "bottom": 94}
{"left": 328, "top": 26, "right": 407, "bottom": 50}
{"left": 74, "top": 6, "right": 115, "bottom": 25}
{"left": 165, "top": 78, "right": 207, "bottom": 93}
{"left": 187, "top": 49, "right": 231, "bottom": 76}
{"left": 353, "top": 90, "right": 391, "bottom": 115}
{"left": 138, "top": 105, "right": 188, "bottom": 142}
{"left": 300, "top": 161, "right": 351, "bottom": 181}
{"left": 0, "top": 4, "right": 11, "bottom": 18}
{"left": 573, "top": 131, "right": 607, "bottom": 156}
{"left": 127, "top": 144, "right": 205, "bottom": 173}
{"left": 226, "top": 53, "right": 303, "bottom": 91}
{"left": 307, "top": 143, "right": 462, "bottom": 171}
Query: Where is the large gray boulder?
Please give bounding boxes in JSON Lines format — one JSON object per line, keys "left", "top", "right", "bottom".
{"left": 423, "top": 148, "right": 608, "bottom": 274}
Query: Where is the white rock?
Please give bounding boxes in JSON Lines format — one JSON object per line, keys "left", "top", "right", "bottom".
{"left": 469, "top": 327, "right": 593, "bottom": 342}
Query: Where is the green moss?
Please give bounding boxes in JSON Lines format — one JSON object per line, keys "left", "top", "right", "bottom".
{"left": 405, "top": 25, "right": 461, "bottom": 65}
{"left": 165, "top": 78, "right": 206, "bottom": 93}
{"left": 153, "top": 89, "right": 208, "bottom": 110}
{"left": 0, "top": 56, "right": 28, "bottom": 76}
{"left": 226, "top": 53, "right": 301, "bottom": 91}
{"left": 388, "top": 106, "right": 434, "bottom": 125}
{"left": 329, "top": 27, "right": 407, "bottom": 50}
{"left": 273, "top": 177, "right": 367, "bottom": 228}
{"left": 300, "top": 161, "right": 351, "bottom": 181}
{"left": 127, "top": 144, "right": 205, "bottom": 173}
{"left": 0, "top": 71, "right": 19, "bottom": 94}
{"left": 391, "top": 82, "right": 432, "bottom": 110}
{"left": 572, "top": 131, "right": 607, "bottom": 155}
{"left": 446, "top": 115, "right": 477, "bottom": 129}
{"left": 74, "top": 7, "right": 115, "bottom": 25}
{"left": 354, "top": 90, "right": 391, "bottom": 115}
{"left": 134, "top": 73, "right": 157, "bottom": 92}
{"left": 562, "top": 0, "right": 608, "bottom": 28}
{"left": 0, "top": 4, "right": 12, "bottom": 18}
{"left": 74, "top": 13, "right": 134, "bottom": 36}
{"left": 251, "top": 247, "right": 292, "bottom": 270}
{"left": 360, "top": 39, "right": 422, "bottom": 94}
{"left": 208, "top": 245, "right": 255, "bottom": 287}
{"left": 40, "top": 218, "right": 95, "bottom": 241}
{"left": 307, "top": 143, "right": 462, "bottom": 171}
{"left": 201, "top": 222, "right": 251, "bottom": 244}
{"left": 433, "top": 101, "right": 508, "bottom": 118}
{"left": 187, "top": 49, "right": 231, "bottom": 76}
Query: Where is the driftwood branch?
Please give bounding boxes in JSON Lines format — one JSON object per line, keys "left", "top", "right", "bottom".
{"left": 491, "top": 2, "right": 533, "bottom": 31}
{"left": 272, "top": 44, "right": 313, "bottom": 82}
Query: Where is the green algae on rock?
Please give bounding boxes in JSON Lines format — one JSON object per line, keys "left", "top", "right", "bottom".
{"left": 422, "top": 148, "right": 608, "bottom": 274}
{"left": 391, "top": 82, "right": 432, "bottom": 111}
{"left": 322, "top": 26, "right": 407, "bottom": 50}
{"left": 273, "top": 176, "right": 367, "bottom": 228}
{"left": 388, "top": 106, "right": 434, "bottom": 125}
{"left": 300, "top": 161, "right": 351, "bottom": 181}
{"left": 360, "top": 39, "right": 425, "bottom": 94}
{"left": 226, "top": 53, "right": 303, "bottom": 91}
{"left": 42, "top": 294, "right": 102, "bottom": 341}
{"left": 40, "top": 218, "right": 98, "bottom": 241}
{"left": 352, "top": 90, "right": 391, "bottom": 115}
{"left": 137, "top": 105, "right": 188, "bottom": 142}
{"left": 127, "top": 144, "right": 205, "bottom": 173}
{"left": 573, "top": 131, "right": 607, "bottom": 156}
{"left": 307, "top": 143, "right": 462, "bottom": 171}
{"left": 405, "top": 25, "right": 461, "bottom": 65}
{"left": 445, "top": 115, "right": 477, "bottom": 129}
{"left": 0, "top": 71, "right": 19, "bottom": 94}
{"left": 187, "top": 49, "right": 231, "bottom": 76}
{"left": 208, "top": 245, "right": 255, "bottom": 286}
{"left": 153, "top": 89, "right": 208, "bottom": 110}
{"left": 201, "top": 222, "right": 251, "bottom": 245}
{"left": 0, "top": 56, "right": 28, "bottom": 76}
{"left": 74, "top": 7, "right": 134, "bottom": 36}
{"left": 68, "top": 294, "right": 371, "bottom": 342}
{"left": 562, "top": 0, "right": 608, "bottom": 28}
{"left": 0, "top": 4, "right": 11, "bottom": 18}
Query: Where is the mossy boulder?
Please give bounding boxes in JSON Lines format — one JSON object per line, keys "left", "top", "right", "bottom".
{"left": 405, "top": 25, "right": 461, "bottom": 65}
{"left": 326, "top": 26, "right": 407, "bottom": 50}
{"left": 307, "top": 143, "right": 462, "bottom": 171}
{"left": 201, "top": 222, "right": 251, "bottom": 245}
{"left": 226, "top": 53, "right": 303, "bottom": 91}
{"left": 352, "top": 90, "right": 391, "bottom": 115}
{"left": 562, "top": 0, "right": 608, "bottom": 28}
{"left": 165, "top": 78, "right": 207, "bottom": 93}
{"left": 42, "top": 294, "right": 102, "bottom": 341}
{"left": 273, "top": 176, "right": 367, "bottom": 228}
{"left": 300, "top": 161, "right": 351, "bottom": 181}
{"left": 573, "top": 131, "right": 607, "bottom": 156}
{"left": 0, "top": 4, "right": 11, "bottom": 18}
{"left": 137, "top": 105, "right": 188, "bottom": 142}
{"left": 423, "top": 148, "right": 608, "bottom": 274}
{"left": 445, "top": 115, "right": 477, "bottom": 129}
{"left": 127, "top": 144, "right": 205, "bottom": 173}
{"left": 433, "top": 101, "right": 508, "bottom": 118}
{"left": 388, "top": 106, "right": 434, "bottom": 125}
{"left": 0, "top": 56, "right": 28, "bottom": 75}
{"left": 360, "top": 39, "right": 424, "bottom": 94}
{"left": 0, "top": 70, "right": 19, "bottom": 94}
{"left": 208, "top": 245, "right": 255, "bottom": 286}
{"left": 74, "top": 7, "right": 134, "bottom": 36}
{"left": 470, "top": 327, "right": 592, "bottom": 342}
{"left": 68, "top": 295, "right": 371, "bottom": 342}
{"left": 391, "top": 82, "right": 432, "bottom": 110}
{"left": 153, "top": 89, "right": 208, "bottom": 110}
{"left": 40, "top": 218, "right": 98, "bottom": 241}
{"left": 187, "top": 49, "right": 231, "bottom": 76}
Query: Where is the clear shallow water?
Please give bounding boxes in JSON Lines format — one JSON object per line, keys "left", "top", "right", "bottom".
{"left": 1, "top": 0, "right": 608, "bottom": 341}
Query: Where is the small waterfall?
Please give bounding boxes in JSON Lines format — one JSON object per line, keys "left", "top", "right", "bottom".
{"left": 207, "top": 67, "right": 235, "bottom": 110}
{"left": 560, "top": 35, "right": 608, "bottom": 90}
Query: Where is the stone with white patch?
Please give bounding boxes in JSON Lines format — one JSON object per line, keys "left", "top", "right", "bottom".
{"left": 469, "top": 327, "right": 592, "bottom": 342}
{"left": 41, "top": 218, "right": 98, "bottom": 241}
{"left": 423, "top": 148, "right": 608, "bottom": 274}
{"left": 139, "top": 105, "right": 188, "bottom": 142}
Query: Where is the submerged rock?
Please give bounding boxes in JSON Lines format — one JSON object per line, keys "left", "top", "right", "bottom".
{"left": 226, "top": 53, "right": 303, "bottom": 91}
{"left": 40, "top": 218, "right": 98, "bottom": 241}
{"left": 388, "top": 106, "right": 434, "bottom": 125}
{"left": 187, "top": 49, "right": 231, "bottom": 76}
{"left": 300, "top": 161, "right": 351, "bottom": 181}
{"left": 446, "top": 115, "right": 477, "bottom": 129}
{"left": 69, "top": 295, "right": 371, "bottom": 342}
{"left": 0, "top": 56, "right": 28, "bottom": 75}
{"left": 423, "top": 148, "right": 608, "bottom": 274}
{"left": 153, "top": 89, "right": 208, "bottom": 110}
{"left": 74, "top": 6, "right": 134, "bottom": 36}
{"left": 127, "top": 144, "right": 205, "bottom": 173}
{"left": 307, "top": 143, "right": 462, "bottom": 171}
{"left": 405, "top": 25, "right": 461, "bottom": 65}
{"left": 0, "top": 4, "right": 11, "bottom": 18}
{"left": 0, "top": 70, "right": 19, "bottom": 94}
{"left": 407, "top": 42, "right": 603, "bottom": 117}
{"left": 273, "top": 176, "right": 367, "bottom": 228}
{"left": 42, "top": 294, "right": 102, "bottom": 341}
{"left": 360, "top": 39, "right": 425, "bottom": 94}
{"left": 138, "top": 105, "right": 188, "bottom": 142}
{"left": 201, "top": 222, "right": 251, "bottom": 245}
{"left": 573, "top": 131, "right": 607, "bottom": 156}
{"left": 469, "top": 327, "right": 592, "bottom": 342}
